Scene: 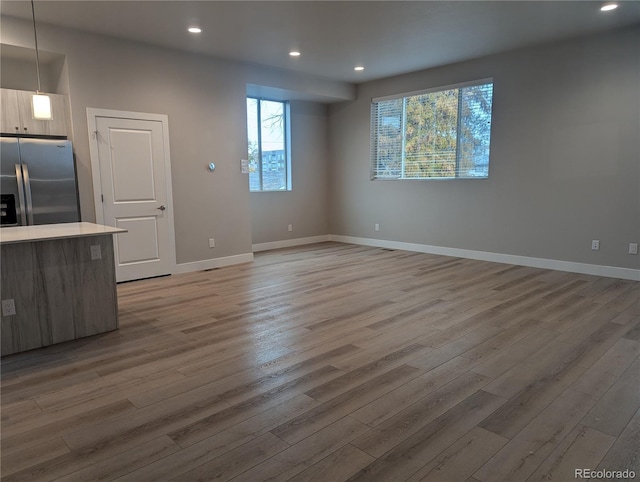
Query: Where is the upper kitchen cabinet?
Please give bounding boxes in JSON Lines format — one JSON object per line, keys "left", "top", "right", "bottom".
{"left": 1, "top": 88, "right": 69, "bottom": 137}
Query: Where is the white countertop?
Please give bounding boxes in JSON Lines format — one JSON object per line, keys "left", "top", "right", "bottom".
{"left": 0, "top": 222, "right": 127, "bottom": 245}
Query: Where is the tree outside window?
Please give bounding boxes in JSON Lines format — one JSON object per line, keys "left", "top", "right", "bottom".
{"left": 371, "top": 81, "right": 493, "bottom": 180}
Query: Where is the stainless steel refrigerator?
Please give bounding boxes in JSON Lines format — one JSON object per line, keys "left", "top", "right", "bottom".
{"left": 1, "top": 137, "right": 80, "bottom": 226}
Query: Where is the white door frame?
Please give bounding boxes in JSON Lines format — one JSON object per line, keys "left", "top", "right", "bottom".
{"left": 87, "top": 108, "right": 177, "bottom": 276}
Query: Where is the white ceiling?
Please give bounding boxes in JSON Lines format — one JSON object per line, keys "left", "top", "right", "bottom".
{"left": 2, "top": 1, "right": 639, "bottom": 83}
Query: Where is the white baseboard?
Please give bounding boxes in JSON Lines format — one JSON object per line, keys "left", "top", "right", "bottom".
{"left": 329, "top": 235, "right": 640, "bottom": 281}
{"left": 173, "top": 253, "right": 254, "bottom": 274}
{"left": 252, "top": 235, "right": 331, "bottom": 253}
{"left": 171, "top": 236, "right": 639, "bottom": 281}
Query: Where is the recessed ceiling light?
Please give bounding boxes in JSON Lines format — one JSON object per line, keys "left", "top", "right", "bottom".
{"left": 600, "top": 3, "right": 618, "bottom": 11}
{"left": 188, "top": 27, "right": 202, "bottom": 33}
{"left": 289, "top": 51, "right": 301, "bottom": 57}
{"left": 354, "top": 66, "right": 365, "bottom": 71}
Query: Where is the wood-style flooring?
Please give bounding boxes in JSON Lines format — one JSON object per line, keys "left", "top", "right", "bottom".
{"left": 1, "top": 242, "right": 639, "bottom": 481}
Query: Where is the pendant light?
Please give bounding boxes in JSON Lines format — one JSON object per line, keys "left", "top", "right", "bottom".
{"left": 30, "top": 0, "right": 52, "bottom": 120}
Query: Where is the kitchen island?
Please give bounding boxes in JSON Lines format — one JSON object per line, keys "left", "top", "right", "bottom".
{"left": 1, "top": 222, "right": 126, "bottom": 356}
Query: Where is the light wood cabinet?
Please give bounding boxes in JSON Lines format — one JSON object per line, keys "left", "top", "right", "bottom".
{"left": 0, "top": 89, "right": 20, "bottom": 134}
{"left": 0, "top": 88, "right": 68, "bottom": 137}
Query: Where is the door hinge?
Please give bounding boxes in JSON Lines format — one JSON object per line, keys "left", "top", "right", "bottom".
{"left": 101, "top": 194, "right": 104, "bottom": 203}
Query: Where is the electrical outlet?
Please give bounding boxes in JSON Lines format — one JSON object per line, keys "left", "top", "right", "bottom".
{"left": 288, "top": 224, "right": 293, "bottom": 232}
{"left": 591, "top": 240, "right": 600, "bottom": 251}
{"left": 90, "top": 244, "right": 102, "bottom": 260}
{"left": 2, "top": 299, "right": 16, "bottom": 317}
{"left": 209, "top": 238, "right": 215, "bottom": 248}
{"left": 375, "top": 223, "right": 380, "bottom": 231}
{"left": 630, "top": 243, "right": 638, "bottom": 255}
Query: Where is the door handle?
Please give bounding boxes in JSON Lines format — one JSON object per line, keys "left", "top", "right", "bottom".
{"left": 157, "top": 205, "right": 166, "bottom": 211}
{"left": 22, "top": 164, "right": 34, "bottom": 225}
{"left": 15, "top": 164, "right": 27, "bottom": 225}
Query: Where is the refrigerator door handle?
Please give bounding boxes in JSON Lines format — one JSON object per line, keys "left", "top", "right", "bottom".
{"left": 14, "top": 164, "right": 27, "bottom": 226}
{"left": 22, "top": 164, "right": 35, "bottom": 225}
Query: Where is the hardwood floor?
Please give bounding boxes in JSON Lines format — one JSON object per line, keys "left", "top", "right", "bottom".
{"left": 1, "top": 242, "right": 639, "bottom": 481}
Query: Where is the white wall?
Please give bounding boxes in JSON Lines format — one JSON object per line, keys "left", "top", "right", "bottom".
{"left": 1, "top": 17, "right": 351, "bottom": 264}
{"left": 251, "top": 101, "right": 329, "bottom": 244}
{"left": 0, "top": 47, "right": 63, "bottom": 92}
{"left": 2, "top": 16, "right": 638, "bottom": 274}
{"left": 328, "top": 26, "right": 640, "bottom": 271}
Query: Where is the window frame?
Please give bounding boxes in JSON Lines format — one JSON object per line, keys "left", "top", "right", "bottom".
{"left": 370, "top": 78, "right": 494, "bottom": 181}
{"left": 247, "top": 97, "right": 292, "bottom": 192}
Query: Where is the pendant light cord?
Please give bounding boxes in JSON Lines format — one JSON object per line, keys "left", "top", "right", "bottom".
{"left": 31, "top": 0, "right": 42, "bottom": 93}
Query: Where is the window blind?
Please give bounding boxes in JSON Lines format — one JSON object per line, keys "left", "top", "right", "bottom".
{"left": 371, "top": 80, "right": 494, "bottom": 180}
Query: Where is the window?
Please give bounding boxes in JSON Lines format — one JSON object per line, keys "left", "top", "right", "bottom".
{"left": 247, "top": 98, "right": 291, "bottom": 191}
{"left": 371, "top": 79, "right": 494, "bottom": 180}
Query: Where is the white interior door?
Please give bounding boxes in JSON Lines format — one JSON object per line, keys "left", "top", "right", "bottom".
{"left": 89, "top": 111, "right": 175, "bottom": 282}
